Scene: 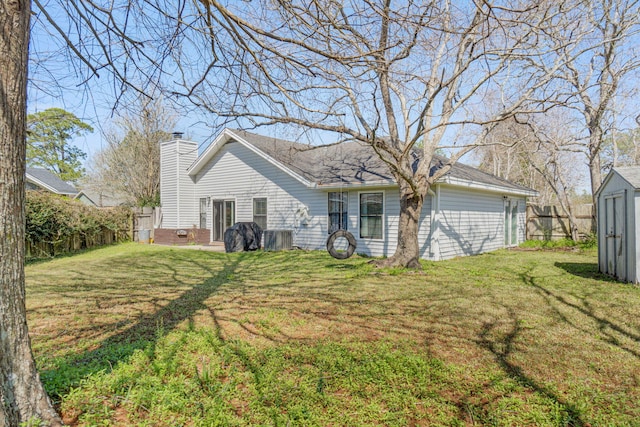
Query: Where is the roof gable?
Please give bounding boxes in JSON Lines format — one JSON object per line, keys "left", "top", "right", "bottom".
{"left": 188, "top": 128, "right": 537, "bottom": 196}
{"left": 26, "top": 167, "right": 78, "bottom": 195}
{"left": 188, "top": 129, "right": 314, "bottom": 187}
{"left": 596, "top": 166, "right": 640, "bottom": 199}
{"left": 612, "top": 167, "right": 640, "bottom": 189}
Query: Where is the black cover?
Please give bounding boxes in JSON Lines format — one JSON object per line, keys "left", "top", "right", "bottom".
{"left": 224, "top": 222, "right": 263, "bottom": 252}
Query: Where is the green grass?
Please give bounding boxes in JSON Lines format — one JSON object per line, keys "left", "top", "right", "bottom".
{"left": 25, "top": 243, "right": 640, "bottom": 426}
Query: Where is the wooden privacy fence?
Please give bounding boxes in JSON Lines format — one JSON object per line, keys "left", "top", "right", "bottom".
{"left": 26, "top": 227, "right": 131, "bottom": 259}
{"left": 133, "top": 206, "right": 155, "bottom": 242}
{"left": 526, "top": 204, "right": 594, "bottom": 240}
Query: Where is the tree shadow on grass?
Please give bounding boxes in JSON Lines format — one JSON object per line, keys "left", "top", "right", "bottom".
{"left": 554, "top": 262, "right": 615, "bottom": 281}
{"left": 522, "top": 270, "right": 640, "bottom": 360}
{"left": 40, "top": 251, "right": 249, "bottom": 401}
{"left": 476, "top": 307, "right": 588, "bottom": 426}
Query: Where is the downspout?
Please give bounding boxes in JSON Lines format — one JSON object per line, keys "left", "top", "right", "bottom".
{"left": 428, "top": 185, "right": 441, "bottom": 261}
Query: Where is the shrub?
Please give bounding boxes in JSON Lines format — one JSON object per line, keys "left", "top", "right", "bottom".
{"left": 25, "top": 191, "right": 132, "bottom": 258}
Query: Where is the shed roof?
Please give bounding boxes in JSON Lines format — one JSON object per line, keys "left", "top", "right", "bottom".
{"left": 26, "top": 167, "right": 78, "bottom": 195}
{"left": 189, "top": 128, "right": 537, "bottom": 196}
{"left": 612, "top": 167, "right": 640, "bottom": 189}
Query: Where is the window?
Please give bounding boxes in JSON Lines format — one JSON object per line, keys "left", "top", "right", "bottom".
{"left": 253, "top": 198, "right": 267, "bottom": 229}
{"left": 360, "top": 192, "right": 383, "bottom": 239}
{"left": 328, "top": 192, "right": 348, "bottom": 234}
{"left": 504, "top": 200, "right": 518, "bottom": 246}
{"left": 224, "top": 200, "right": 235, "bottom": 229}
{"left": 199, "top": 198, "right": 207, "bottom": 229}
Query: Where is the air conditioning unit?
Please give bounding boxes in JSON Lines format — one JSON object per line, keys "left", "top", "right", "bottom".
{"left": 263, "top": 229, "right": 293, "bottom": 251}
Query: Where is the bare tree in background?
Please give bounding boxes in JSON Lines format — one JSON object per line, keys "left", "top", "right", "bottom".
{"left": 475, "top": 118, "right": 550, "bottom": 202}
{"left": 537, "top": 0, "right": 640, "bottom": 202}
{"left": 526, "top": 117, "right": 586, "bottom": 242}
{"left": 86, "top": 97, "right": 176, "bottom": 207}
{"left": 602, "top": 126, "right": 640, "bottom": 169}
{"left": 170, "top": 0, "right": 580, "bottom": 268}
{"left": 476, "top": 114, "right": 586, "bottom": 240}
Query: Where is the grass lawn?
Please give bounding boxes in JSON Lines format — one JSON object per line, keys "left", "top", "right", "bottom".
{"left": 25, "top": 243, "right": 640, "bottom": 426}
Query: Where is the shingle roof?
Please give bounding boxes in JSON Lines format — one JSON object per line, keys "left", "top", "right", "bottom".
{"left": 26, "top": 167, "right": 78, "bottom": 195}
{"left": 230, "top": 129, "right": 536, "bottom": 195}
{"left": 613, "top": 166, "right": 640, "bottom": 189}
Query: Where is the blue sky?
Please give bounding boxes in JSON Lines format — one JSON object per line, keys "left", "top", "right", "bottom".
{"left": 26, "top": 0, "right": 638, "bottom": 195}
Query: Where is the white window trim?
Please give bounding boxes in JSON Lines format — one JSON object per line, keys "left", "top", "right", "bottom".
{"left": 504, "top": 198, "right": 519, "bottom": 247}
{"left": 209, "top": 197, "right": 237, "bottom": 242}
{"left": 327, "top": 191, "right": 349, "bottom": 234}
{"left": 358, "top": 190, "right": 385, "bottom": 241}
{"left": 252, "top": 197, "right": 268, "bottom": 229}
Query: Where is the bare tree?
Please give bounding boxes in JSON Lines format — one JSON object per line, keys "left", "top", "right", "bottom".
{"left": 475, "top": 118, "right": 552, "bottom": 202}
{"left": 476, "top": 114, "right": 587, "bottom": 240}
{"left": 526, "top": 117, "right": 586, "bottom": 241}
{"left": 85, "top": 97, "right": 176, "bottom": 207}
{"left": 602, "top": 126, "right": 640, "bottom": 169}
{"left": 539, "top": 0, "right": 640, "bottom": 202}
{"left": 167, "top": 0, "right": 579, "bottom": 268}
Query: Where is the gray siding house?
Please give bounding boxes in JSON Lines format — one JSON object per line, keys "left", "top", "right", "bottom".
{"left": 596, "top": 167, "right": 640, "bottom": 283}
{"left": 159, "top": 128, "right": 536, "bottom": 260}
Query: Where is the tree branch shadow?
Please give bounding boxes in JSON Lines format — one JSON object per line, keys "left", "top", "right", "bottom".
{"left": 476, "top": 306, "right": 587, "bottom": 426}
{"left": 522, "top": 270, "right": 640, "bottom": 360}
{"left": 40, "top": 252, "right": 248, "bottom": 400}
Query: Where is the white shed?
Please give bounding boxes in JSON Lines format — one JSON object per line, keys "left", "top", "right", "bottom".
{"left": 596, "top": 167, "right": 640, "bottom": 283}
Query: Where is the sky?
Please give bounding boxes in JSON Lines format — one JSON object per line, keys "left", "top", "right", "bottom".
{"left": 26, "top": 0, "right": 220, "bottom": 166}
{"left": 25, "top": 0, "right": 639, "bottom": 195}
{"left": 27, "top": 63, "right": 214, "bottom": 164}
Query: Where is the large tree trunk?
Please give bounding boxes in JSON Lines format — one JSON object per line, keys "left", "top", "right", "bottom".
{"left": 588, "top": 129, "right": 603, "bottom": 233}
{"left": 558, "top": 202, "right": 581, "bottom": 242}
{"left": 373, "top": 180, "right": 425, "bottom": 269}
{"left": 588, "top": 134, "right": 603, "bottom": 202}
{"left": 0, "top": 1, "right": 63, "bottom": 425}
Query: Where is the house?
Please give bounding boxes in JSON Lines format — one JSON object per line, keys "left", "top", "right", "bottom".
{"left": 26, "top": 167, "right": 79, "bottom": 197}
{"left": 157, "top": 128, "right": 537, "bottom": 260}
{"left": 74, "top": 189, "right": 126, "bottom": 208}
{"left": 595, "top": 167, "right": 640, "bottom": 283}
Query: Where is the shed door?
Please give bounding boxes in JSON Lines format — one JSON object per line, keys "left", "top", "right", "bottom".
{"left": 605, "top": 195, "right": 626, "bottom": 281}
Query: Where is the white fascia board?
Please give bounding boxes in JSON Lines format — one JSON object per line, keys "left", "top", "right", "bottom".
{"left": 187, "top": 128, "right": 315, "bottom": 188}
{"left": 316, "top": 180, "right": 396, "bottom": 190}
{"left": 594, "top": 169, "right": 615, "bottom": 200}
{"left": 439, "top": 176, "right": 538, "bottom": 197}
{"left": 317, "top": 176, "right": 536, "bottom": 197}
{"left": 186, "top": 131, "right": 231, "bottom": 176}
{"left": 25, "top": 175, "right": 75, "bottom": 195}
{"left": 26, "top": 176, "right": 57, "bottom": 193}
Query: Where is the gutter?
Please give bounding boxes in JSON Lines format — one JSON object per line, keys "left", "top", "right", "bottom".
{"left": 439, "top": 176, "right": 538, "bottom": 197}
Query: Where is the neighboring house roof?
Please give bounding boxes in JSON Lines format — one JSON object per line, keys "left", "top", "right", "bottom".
{"left": 26, "top": 167, "right": 78, "bottom": 196}
{"left": 75, "top": 189, "right": 128, "bottom": 207}
{"left": 73, "top": 191, "right": 98, "bottom": 207}
{"left": 188, "top": 128, "right": 537, "bottom": 196}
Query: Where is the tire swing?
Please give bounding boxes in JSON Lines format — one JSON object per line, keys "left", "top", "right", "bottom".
{"left": 326, "top": 229, "right": 357, "bottom": 259}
